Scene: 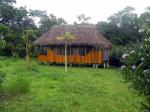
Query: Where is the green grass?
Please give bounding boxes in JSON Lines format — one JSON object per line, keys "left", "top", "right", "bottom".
{"left": 0, "top": 59, "right": 146, "bottom": 112}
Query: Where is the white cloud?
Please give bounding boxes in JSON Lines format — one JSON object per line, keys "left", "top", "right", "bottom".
{"left": 15, "top": 0, "right": 150, "bottom": 24}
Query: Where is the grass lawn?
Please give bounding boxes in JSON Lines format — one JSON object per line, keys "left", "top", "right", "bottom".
{"left": 0, "top": 59, "right": 146, "bottom": 112}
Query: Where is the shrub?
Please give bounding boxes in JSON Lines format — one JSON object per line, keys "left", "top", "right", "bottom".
{"left": 12, "top": 52, "right": 19, "bottom": 61}
{"left": 110, "top": 45, "right": 124, "bottom": 67}
{"left": 6, "top": 76, "right": 30, "bottom": 94}
{"left": 122, "top": 35, "right": 150, "bottom": 95}
{"left": 0, "top": 71, "right": 6, "bottom": 90}
{"left": 0, "top": 56, "right": 7, "bottom": 60}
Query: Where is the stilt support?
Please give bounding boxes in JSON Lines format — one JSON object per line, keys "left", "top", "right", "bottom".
{"left": 70, "top": 63, "right": 72, "bottom": 67}
{"left": 103, "top": 63, "right": 106, "bottom": 69}
{"left": 107, "top": 62, "right": 109, "bottom": 68}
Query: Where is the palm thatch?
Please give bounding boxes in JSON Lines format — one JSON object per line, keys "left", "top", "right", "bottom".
{"left": 35, "top": 25, "right": 112, "bottom": 48}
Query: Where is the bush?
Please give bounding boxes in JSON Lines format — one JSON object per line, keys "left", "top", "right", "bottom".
{"left": 0, "top": 71, "right": 6, "bottom": 90}
{"left": 110, "top": 45, "right": 124, "bottom": 67}
{"left": 122, "top": 35, "right": 150, "bottom": 95}
{"left": 6, "top": 76, "right": 30, "bottom": 94}
{"left": 0, "top": 56, "right": 7, "bottom": 60}
{"left": 12, "top": 52, "right": 19, "bottom": 61}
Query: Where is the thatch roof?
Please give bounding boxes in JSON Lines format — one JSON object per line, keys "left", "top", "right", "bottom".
{"left": 35, "top": 25, "right": 112, "bottom": 48}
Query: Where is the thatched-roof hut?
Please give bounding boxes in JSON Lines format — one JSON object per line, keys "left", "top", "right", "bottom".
{"left": 35, "top": 25, "right": 112, "bottom": 67}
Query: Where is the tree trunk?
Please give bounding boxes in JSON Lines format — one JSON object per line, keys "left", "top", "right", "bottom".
{"left": 26, "top": 44, "right": 31, "bottom": 70}
{"left": 65, "top": 44, "right": 67, "bottom": 73}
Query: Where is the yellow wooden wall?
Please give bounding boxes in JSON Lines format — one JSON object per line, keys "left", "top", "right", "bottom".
{"left": 37, "top": 49, "right": 103, "bottom": 64}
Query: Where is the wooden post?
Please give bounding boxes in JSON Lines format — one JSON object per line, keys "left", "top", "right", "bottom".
{"left": 70, "top": 63, "right": 72, "bottom": 67}
{"left": 26, "top": 46, "right": 31, "bottom": 70}
{"left": 56, "top": 46, "right": 58, "bottom": 62}
{"left": 96, "top": 47, "right": 99, "bottom": 68}
{"left": 70, "top": 46, "right": 71, "bottom": 64}
{"left": 107, "top": 62, "right": 109, "bottom": 68}
{"left": 85, "top": 46, "right": 86, "bottom": 64}
{"left": 85, "top": 46, "right": 86, "bottom": 55}
{"left": 92, "top": 46, "right": 94, "bottom": 64}
{"left": 103, "top": 62, "right": 106, "bottom": 69}
{"left": 78, "top": 46, "right": 80, "bottom": 66}
{"left": 96, "top": 64, "right": 98, "bottom": 68}
{"left": 65, "top": 44, "right": 67, "bottom": 73}
{"left": 93, "top": 64, "right": 95, "bottom": 68}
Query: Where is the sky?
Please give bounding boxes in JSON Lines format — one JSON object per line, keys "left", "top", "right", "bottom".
{"left": 15, "top": 0, "right": 150, "bottom": 24}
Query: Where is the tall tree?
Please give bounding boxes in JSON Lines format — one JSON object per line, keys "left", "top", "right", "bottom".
{"left": 0, "top": 24, "right": 11, "bottom": 55}
{"left": 22, "top": 30, "right": 36, "bottom": 70}
{"left": 74, "top": 14, "right": 91, "bottom": 24}
{"left": 38, "top": 14, "right": 67, "bottom": 35}
{"left": 29, "top": 10, "right": 68, "bottom": 35}
{"left": 0, "top": 0, "right": 37, "bottom": 57}
{"left": 56, "top": 32, "right": 75, "bottom": 73}
{"left": 97, "top": 6, "right": 140, "bottom": 45}
{"left": 139, "top": 7, "right": 150, "bottom": 29}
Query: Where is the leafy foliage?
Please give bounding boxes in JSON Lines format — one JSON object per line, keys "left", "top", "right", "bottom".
{"left": 122, "top": 30, "right": 150, "bottom": 95}
{"left": 74, "top": 14, "right": 91, "bottom": 24}
{"left": 38, "top": 13, "right": 67, "bottom": 35}
{"left": 97, "top": 6, "right": 141, "bottom": 46}
{"left": 0, "top": 39, "right": 6, "bottom": 52}
{"left": 121, "top": 33, "right": 150, "bottom": 111}
{"left": 22, "top": 30, "right": 36, "bottom": 69}
{"left": 0, "top": 0, "right": 37, "bottom": 57}
{"left": 56, "top": 32, "right": 75, "bottom": 43}
{"left": 109, "top": 45, "right": 124, "bottom": 67}
{"left": 97, "top": 6, "right": 150, "bottom": 67}
{"left": 0, "top": 71, "right": 6, "bottom": 89}
{"left": 139, "top": 7, "right": 150, "bottom": 28}
{"left": 0, "top": 1, "right": 67, "bottom": 57}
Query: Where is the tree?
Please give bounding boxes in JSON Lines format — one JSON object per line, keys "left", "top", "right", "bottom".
{"left": 96, "top": 6, "right": 141, "bottom": 66}
{"left": 122, "top": 28, "right": 150, "bottom": 95}
{"left": 37, "top": 13, "right": 67, "bottom": 35}
{"left": 0, "top": 0, "right": 67, "bottom": 58}
{"left": 0, "top": 0, "right": 37, "bottom": 57}
{"left": 0, "top": 24, "right": 10, "bottom": 55}
{"left": 22, "top": 30, "right": 36, "bottom": 70}
{"left": 56, "top": 32, "right": 75, "bottom": 73}
{"left": 139, "top": 7, "right": 150, "bottom": 29}
{"left": 97, "top": 6, "right": 140, "bottom": 45}
{"left": 74, "top": 14, "right": 91, "bottom": 24}
{"left": 0, "top": 39, "right": 6, "bottom": 55}
{"left": 29, "top": 9, "right": 47, "bottom": 18}
{"left": 0, "top": 0, "right": 16, "bottom": 26}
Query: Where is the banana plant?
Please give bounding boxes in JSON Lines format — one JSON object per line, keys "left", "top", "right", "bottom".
{"left": 22, "top": 30, "right": 36, "bottom": 70}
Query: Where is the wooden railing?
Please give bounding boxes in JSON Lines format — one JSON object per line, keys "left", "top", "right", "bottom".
{"left": 37, "top": 49, "right": 103, "bottom": 64}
